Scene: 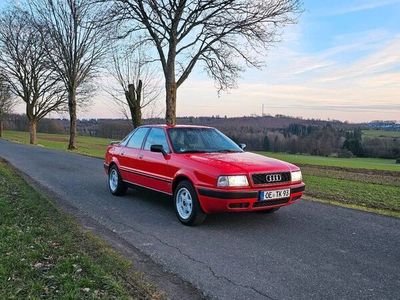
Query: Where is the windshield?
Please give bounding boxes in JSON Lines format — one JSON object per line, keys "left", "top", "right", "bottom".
{"left": 167, "top": 127, "right": 243, "bottom": 153}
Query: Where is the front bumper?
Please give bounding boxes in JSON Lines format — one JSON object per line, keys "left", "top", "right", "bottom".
{"left": 197, "top": 183, "right": 305, "bottom": 213}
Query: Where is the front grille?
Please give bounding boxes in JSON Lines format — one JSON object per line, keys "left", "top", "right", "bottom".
{"left": 253, "top": 198, "right": 290, "bottom": 207}
{"left": 252, "top": 172, "right": 291, "bottom": 185}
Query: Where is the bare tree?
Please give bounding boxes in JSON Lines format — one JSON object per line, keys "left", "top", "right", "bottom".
{"left": 106, "top": 0, "right": 302, "bottom": 125}
{"left": 107, "top": 44, "right": 160, "bottom": 128}
{"left": 0, "top": 74, "right": 15, "bottom": 138}
{"left": 0, "top": 8, "right": 66, "bottom": 144}
{"left": 32, "top": 0, "right": 110, "bottom": 149}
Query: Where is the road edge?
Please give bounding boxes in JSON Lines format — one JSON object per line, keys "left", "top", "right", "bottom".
{"left": 303, "top": 196, "right": 400, "bottom": 218}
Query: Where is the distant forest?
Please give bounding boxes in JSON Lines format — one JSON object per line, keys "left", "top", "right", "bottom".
{"left": 4, "top": 114, "right": 400, "bottom": 159}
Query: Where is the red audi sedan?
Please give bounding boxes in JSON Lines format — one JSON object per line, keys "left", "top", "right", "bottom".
{"left": 104, "top": 125, "right": 305, "bottom": 225}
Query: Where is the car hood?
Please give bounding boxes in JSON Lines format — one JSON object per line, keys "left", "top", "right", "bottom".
{"left": 186, "top": 152, "right": 298, "bottom": 174}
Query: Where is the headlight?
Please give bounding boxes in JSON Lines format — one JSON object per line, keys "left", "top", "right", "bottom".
{"left": 217, "top": 175, "right": 249, "bottom": 187}
{"left": 291, "top": 170, "right": 302, "bottom": 182}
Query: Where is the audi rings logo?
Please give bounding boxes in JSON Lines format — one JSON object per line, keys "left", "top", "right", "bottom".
{"left": 265, "top": 174, "right": 282, "bottom": 183}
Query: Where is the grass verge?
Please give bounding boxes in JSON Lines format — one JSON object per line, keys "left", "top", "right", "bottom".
{"left": 303, "top": 174, "right": 400, "bottom": 212}
{"left": 303, "top": 196, "right": 400, "bottom": 218}
{"left": 260, "top": 152, "right": 400, "bottom": 216}
{"left": 3, "top": 130, "right": 111, "bottom": 158}
{"left": 0, "top": 160, "right": 163, "bottom": 299}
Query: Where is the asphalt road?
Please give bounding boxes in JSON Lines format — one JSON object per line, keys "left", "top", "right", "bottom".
{"left": 1, "top": 139, "right": 399, "bottom": 300}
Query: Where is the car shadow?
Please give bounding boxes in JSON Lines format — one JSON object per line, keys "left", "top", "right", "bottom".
{"left": 126, "top": 186, "right": 174, "bottom": 208}
{"left": 124, "top": 186, "right": 293, "bottom": 229}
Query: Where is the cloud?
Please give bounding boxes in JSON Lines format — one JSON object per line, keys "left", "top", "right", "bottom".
{"left": 316, "top": 36, "right": 400, "bottom": 82}
{"left": 175, "top": 30, "right": 400, "bottom": 123}
{"left": 322, "top": 0, "right": 400, "bottom": 16}
{"left": 120, "top": 23, "right": 398, "bottom": 123}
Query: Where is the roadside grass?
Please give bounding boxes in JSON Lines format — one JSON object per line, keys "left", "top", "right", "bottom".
{"left": 259, "top": 151, "right": 399, "bottom": 172}
{"left": 300, "top": 165, "right": 400, "bottom": 187}
{"left": 0, "top": 160, "right": 163, "bottom": 299}
{"left": 260, "top": 152, "right": 400, "bottom": 215}
{"left": 3, "top": 130, "right": 111, "bottom": 158}
{"left": 302, "top": 197, "right": 400, "bottom": 218}
{"left": 303, "top": 174, "right": 400, "bottom": 213}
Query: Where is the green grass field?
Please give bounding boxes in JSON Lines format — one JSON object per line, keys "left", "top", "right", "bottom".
{"left": 3, "top": 130, "right": 111, "bottom": 158}
{"left": 2, "top": 130, "right": 400, "bottom": 216}
{"left": 0, "top": 160, "right": 162, "bottom": 299}
{"left": 259, "top": 152, "right": 400, "bottom": 215}
{"left": 259, "top": 152, "right": 399, "bottom": 172}
{"left": 362, "top": 129, "right": 400, "bottom": 138}
{"left": 303, "top": 173, "right": 400, "bottom": 214}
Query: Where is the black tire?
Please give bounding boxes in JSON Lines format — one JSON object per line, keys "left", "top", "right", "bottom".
{"left": 108, "top": 165, "right": 127, "bottom": 196}
{"left": 174, "top": 180, "right": 206, "bottom": 226}
{"left": 258, "top": 207, "right": 280, "bottom": 213}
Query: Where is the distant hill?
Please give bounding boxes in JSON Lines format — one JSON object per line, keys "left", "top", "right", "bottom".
{"left": 6, "top": 113, "right": 395, "bottom": 135}
{"left": 366, "top": 121, "right": 400, "bottom": 131}
{"left": 144, "top": 115, "right": 360, "bottom": 130}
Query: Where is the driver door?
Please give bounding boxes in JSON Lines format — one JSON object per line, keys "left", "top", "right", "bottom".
{"left": 136, "top": 127, "right": 173, "bottom": 194}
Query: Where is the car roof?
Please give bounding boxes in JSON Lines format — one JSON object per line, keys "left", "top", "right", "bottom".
{"left": 140, "top": 124, "right": 213, "bottom": 129}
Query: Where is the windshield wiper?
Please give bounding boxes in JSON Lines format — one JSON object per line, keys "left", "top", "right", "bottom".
{"left": 179, "top": 150, "right": 208, "bottom": 153}
{"left": 179, "top": 149, "right": 241, "bottom": 153}
{"left": 213, "top": 149, "right": 241, "bottom": 153}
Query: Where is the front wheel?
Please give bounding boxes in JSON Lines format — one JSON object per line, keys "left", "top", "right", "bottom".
{"left": 174, "top": 181, "right": 206, "bottom": 226}
{"left": 108, "top": 165, "right": 127, "bottom": 196}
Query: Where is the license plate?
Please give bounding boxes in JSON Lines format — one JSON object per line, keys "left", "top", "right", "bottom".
{"left": 259, "top": 189, "right": 290, "bottom": 201}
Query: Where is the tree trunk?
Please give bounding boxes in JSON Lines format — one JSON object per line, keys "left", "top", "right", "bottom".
{"left": 68, "top": 89, "right": 77, "bottom": 150}
{"left": 165, "top": 45, "right": 177, "bottom": 125}
{"left": 29, "top": 120, "right": 37, "bottom": 145}
{"left": 0, "top": 118, "right": 3, "bottom": 138}
{"left": 126, "top": 83, "right": 142, "bottom": 129}
{"left": 134, "top": 80, "right": 143, "bottom": 128}
{"left": 165, "top": 79, "right": 177, "bottom": 125}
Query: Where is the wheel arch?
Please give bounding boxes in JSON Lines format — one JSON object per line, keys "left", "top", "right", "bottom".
{"left": 107, "top": 157, "right": 121, "bottom": 172}
{"left": 172, "top": 174, "right": 208, "bottom": 214}
{"left": 172, "top": 174, "right": 193, "bottom": 193}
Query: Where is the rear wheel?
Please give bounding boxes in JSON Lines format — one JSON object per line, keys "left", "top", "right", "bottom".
{"left": 174, "top": 181, "right": 206, "bottom": 226}
{"left": 108, "top": 165, "right": 127, "bottom": 196}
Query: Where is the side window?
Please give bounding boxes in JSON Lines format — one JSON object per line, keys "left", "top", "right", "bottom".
{"left": 144, "top": 128, "right": 170, "bottom": 152}
{"left": 120, "top": 131, "right": 134, "bottom": 147}
{"left": 126, "top": 127, "right": 148, "bottom": 149}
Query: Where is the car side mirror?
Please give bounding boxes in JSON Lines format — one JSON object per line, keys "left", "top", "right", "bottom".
{"left": 110, "top": 140, "right": 121, "bottom": 145}
{"left": 239, "top": 143, "right": 246, "bottom": 150}
{"left": 150, "top": 144, "right": 167, "bottom": 156}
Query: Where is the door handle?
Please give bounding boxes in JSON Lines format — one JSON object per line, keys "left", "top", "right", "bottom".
{"left": 138, "top": 154, "right": 143, "bottom": 159}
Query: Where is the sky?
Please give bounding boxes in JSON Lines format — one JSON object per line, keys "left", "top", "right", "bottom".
{"left": 5, "top": 0, "right": 400, "bottom": 122}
